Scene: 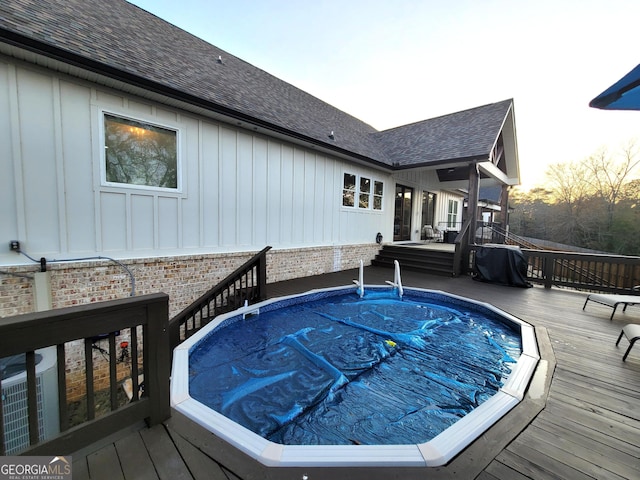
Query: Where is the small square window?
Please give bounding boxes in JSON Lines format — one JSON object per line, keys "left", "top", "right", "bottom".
{"left": 104, "top": 114, "right": 179, "bottom": 189}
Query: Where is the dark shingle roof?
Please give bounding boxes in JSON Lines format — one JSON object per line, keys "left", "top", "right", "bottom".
{"left": 0, "top": 0, "right": 512, "bottom": 170}
{"left": 372, "top": 100, "right": 513, "bottom": 168}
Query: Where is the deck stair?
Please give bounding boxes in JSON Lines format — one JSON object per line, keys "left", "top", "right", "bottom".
{"left": 372, "top": 244, "right": 455, "bottom": 276}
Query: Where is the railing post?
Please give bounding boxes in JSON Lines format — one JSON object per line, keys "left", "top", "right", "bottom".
{"left": 259, "top": 250, "right": 268, "bottom": 300}
{"left": 452, "top": 244, "right": 462, "bottom": 276}
{"left": 145, "top": 295, "right": 171, "bottom": 426}
{"left": 542, "top": 254, "right": 554, "bottom": 289}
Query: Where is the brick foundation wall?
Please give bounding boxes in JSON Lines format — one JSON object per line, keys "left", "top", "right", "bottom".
{"left": 0, "top": 267, "right": 35, "bottom": 317}
{"left": 266, "top": 244, "right": 380, "bottom": 284}
{"left": 1, "top": 244, "right": 380, "bottom": 318}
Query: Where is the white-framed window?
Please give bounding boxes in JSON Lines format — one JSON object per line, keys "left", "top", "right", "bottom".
{"left": 101, "top": 111, "right": 181, "bottom": 192}
{"left": 373, "top": 180, "right": 384, "bottom": 210}
{"left": 447, "top": 199, "right": 459, "bottom": 228}
{"left": 343, "top": 172, "right": 383, "bottom": 210}
{"left": 359, "top": 176, "right": 371, "bottom": 208}
{"left": 343, "top": 173, "right": 356, "bottom": 207}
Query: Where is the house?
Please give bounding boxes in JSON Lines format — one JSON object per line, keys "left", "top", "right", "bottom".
{"left": 0, "top": 0, "right": 520, "bottom": 318}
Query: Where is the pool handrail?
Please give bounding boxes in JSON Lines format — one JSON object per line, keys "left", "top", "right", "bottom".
{"left": 385, "top": 259, "right": 404, "bottom": 297}
{"left": 353, "top": 259, "right": 365, "bottom": 297}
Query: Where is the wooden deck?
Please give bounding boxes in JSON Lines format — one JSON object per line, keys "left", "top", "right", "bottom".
{"left": 71, "top": 266, "right": 640, "bottom": 480}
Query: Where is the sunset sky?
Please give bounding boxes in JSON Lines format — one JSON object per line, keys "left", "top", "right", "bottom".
{"left": 129, "top": 0, "right": 640, "bottom": 189}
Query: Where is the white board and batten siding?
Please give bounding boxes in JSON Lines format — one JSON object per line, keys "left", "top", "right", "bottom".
{"left": 1, "top": 59, "right": 393, "bottom": 264}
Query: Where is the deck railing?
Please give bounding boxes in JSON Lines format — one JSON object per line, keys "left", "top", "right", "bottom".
{"left": 452, "top": 218, "right": 472, "bottom": 276}
{"left": 522, "top": 249, "right": 640, "bottom": 292}
{"left": 459, "top": 224, "right": 640, "bottom": 292}
{"left": 0, "top": 246, "right": 271, "bottom": 456}
{"left": 0, "top": 293, "right": 170, "bottom": 455}
{"left": 168, "top": 246, "right": 271, "bottom": 350}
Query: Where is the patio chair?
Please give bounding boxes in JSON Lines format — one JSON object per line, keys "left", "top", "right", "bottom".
{"left": 421, "top": 225, "right": 442, "bottom": 243}
{"left": 582, "top": 287, "right": 640, "bottom": 321}
{"left": 615, "top": 324, "right": 640, "bottom": 361}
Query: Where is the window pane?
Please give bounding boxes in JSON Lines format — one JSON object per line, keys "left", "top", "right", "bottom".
{"left": 343, "top": 189, "right": 355, "bottom": 207}
{"left": 447, "top": 199, "right": 458, "bottom": 227}
{"left": 343, "top": 173, "right": 356, "bottom": 207}
{"left": 360, "top": 177, "right": 370, "bottom": 193}
{"left": 359, "top": 193, "right": 369, "bottom": 208}
{"left": 373, "top": 181, "right": 383, "bottom": 210}
{"left": 343, "top": 173, "right": 356, "bottom": 190}
{"left": 105, "top": 114, "right": 178, "bottom": 188}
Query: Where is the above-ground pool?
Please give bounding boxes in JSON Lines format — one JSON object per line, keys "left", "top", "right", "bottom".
{"left": 171, "top": 285, "right": 539, "bottom": 467}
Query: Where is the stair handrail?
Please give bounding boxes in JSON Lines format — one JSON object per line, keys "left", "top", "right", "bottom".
{"left": 168, "top": 246, "right": 272, "bottom": 350}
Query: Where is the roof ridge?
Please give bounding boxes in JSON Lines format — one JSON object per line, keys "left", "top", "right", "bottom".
{"left": 375, "top": 99, "right": 513, "bottom": 135}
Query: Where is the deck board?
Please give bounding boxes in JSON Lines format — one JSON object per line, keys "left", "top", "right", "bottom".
{"left": 540, "top": 402, "right": 640, "bottom": 457}
{"left": 481, "top": 460, "right": 532, "bottom": 480}
{"left": 533, "top": 416, "right": 640, "bottom": 477}
{"left": 548, "top": 391, "right": 640, "bottom": 432}
{"left": 524, "top": 423, "right": 636, "bottom": 479}
{"left": 139, "top": 425, "right": 193, "bottom": 480}
{"left": 496, "top": 443, "right": 595, "bottom": 480}
{"left": 70, "top": 265, "right": 640, "bottom": 479}
{"left": 72, "top": 457, "right": 90, "bottom": 480}
{"left": 166, "top": 425, "right": 229, "bottom": 480}
{"left": 86, "top": 444, "right": 125, "bottom": 480}
{"left": 114, "top": 431, "right": 159, "bottom": 480}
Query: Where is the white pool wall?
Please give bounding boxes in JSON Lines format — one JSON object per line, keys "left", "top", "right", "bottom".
{"left": 171, "top": 285, "right": 540, "bottom": 467}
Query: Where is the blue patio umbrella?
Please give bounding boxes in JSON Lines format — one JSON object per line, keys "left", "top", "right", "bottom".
{"left": 590, "top": 64, "right": 640, "bottom": 110}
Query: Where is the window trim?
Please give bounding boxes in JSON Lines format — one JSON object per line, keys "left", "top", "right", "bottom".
{"left": 342, "top": 172, "right": 384, "bottom": 211}
{"left": 99, "top": 109, "right": 183, "bottom": 193}
{"left": 373, "top": 180, "right": 384, "bottom": 210}
{"left": 447, "top": 199, "right": 459, "bottom": 228}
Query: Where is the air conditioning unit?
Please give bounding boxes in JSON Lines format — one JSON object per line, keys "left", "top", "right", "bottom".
{"left": 2, "top": 346, "right": 59, "bottom": 454}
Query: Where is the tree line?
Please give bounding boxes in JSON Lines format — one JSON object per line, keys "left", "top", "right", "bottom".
{"left": 509, "top": 141, "right": 640, "bottom": 256}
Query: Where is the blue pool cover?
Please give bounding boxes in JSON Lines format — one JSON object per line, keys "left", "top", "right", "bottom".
{"left": 188, "top": 289, "right": 522, "bottom": 446}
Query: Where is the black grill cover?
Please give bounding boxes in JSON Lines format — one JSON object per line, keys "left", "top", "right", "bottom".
{"left": 473, "top": 244, "right": 532, "bottom": 288}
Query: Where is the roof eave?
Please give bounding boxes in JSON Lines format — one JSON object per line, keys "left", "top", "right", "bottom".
{"left": 0, "top": 28, "right": 395, "bottom": 171}
{"left": 391, "top": 154, "right": 489, "bottom": 170}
